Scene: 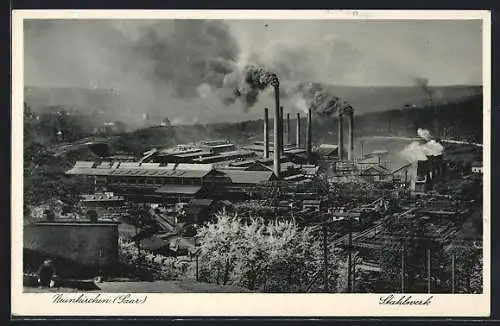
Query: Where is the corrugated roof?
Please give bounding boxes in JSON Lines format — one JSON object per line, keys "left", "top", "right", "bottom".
{"left": 73, "top": 161, "right": 95, "bottom": 168}
{"left": 172, "top": 151, "right": 212, "bottom": 158}
{"left": 241, "top": 144, "right": 297, "bottom": 153}
{"left": 204, "top": 143, "right": 235, "bottom": 149}
{"left": 219, "top": 170, "right": 274, "bottom": 184}
{"left": 95, "top": 162, "right": 114, "bottom": 169}
{"left": 159, "top": 148, "right": 201, "bottom": 155}
{"left": 361, "top": 165, "right": 390, "bottom": 175}
{"left": 138, "top": 163, "right": 161, "bottom": 169}
{"left": 229, "top": 159, "right": 257, "bottom": 167}
{"left": 165, "top": 163, "right": 214, "bottom": 171}
{"left": 66, "top": 167, "right": 112, "bottom": 176}
{"left": 193, "top": 150, "right": 256, "bottom": 163}
{"left": 66, "top": 161, "right": 214, "bottom": 178}
{"left": 155, "top": 185, "right": 202, "bottom": 195}
{"left": 314, "top": 144, "right": 341, "bottom": 156}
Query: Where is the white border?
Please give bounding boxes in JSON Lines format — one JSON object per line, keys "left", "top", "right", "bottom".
{"left": 11, "top": 10, "right": 491, "bottom": 317}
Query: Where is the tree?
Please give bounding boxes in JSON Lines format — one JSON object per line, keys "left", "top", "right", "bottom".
{"left": 196, "top": 211, "right": 343, "bottom": 292}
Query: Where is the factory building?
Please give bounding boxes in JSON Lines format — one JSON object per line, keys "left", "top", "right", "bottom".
{"left": 359, "top": 165, "right": 392, "bottom": 183}
{"left": 66, "top": 162, "right": 220, "bottom": 203}
{"left": 314, "top": 144, "right": 348, "bottom": 161}
{"left": 66, "top": 160, "right": 293, "bottom": 202}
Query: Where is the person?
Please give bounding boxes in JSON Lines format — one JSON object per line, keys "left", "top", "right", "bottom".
{"left": 37, "top": 259, "right": 57, "bottom": 288}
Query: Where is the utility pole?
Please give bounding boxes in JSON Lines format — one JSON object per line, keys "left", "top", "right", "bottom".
{"left": 134, "top": 219, "right": 140, "bottom": 257}
{"left": 194, "top": 225, "right": 199, "bottom": 282}
{"left": 427, "top": 247, "right": 432, "bottom": 294}
{"left": 347, "top": 217, "right": 352, "bottom": 293}
{"left": 352, "top": 254, "right": 357, "bottom": 293}
{"left": 401, "top": 241, "right": 405, "bottom": 293}
{"left": 195, "top": 247, "right": 199, "bottom": 282}
{"left": 451, "top": 252, "right": 455, "bottom": 294}
{"left": 323, "top": 225, "right": 329, "bottom": 292}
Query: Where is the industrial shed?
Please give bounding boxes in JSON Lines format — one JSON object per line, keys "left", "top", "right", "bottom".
{"left": 360, "top": 165, "right": 392, "bottom": 183}
{"left": 219, "top": 170, "right": 276, "bottom": 185}
{"left": 66, "top": 161, "right": 219, "bottom": 202}
{"left": 314, "top": 144, "right": 347, "bottom": 159}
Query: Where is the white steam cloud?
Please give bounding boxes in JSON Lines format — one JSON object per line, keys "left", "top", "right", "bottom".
{"left": 417, "top": 128, "right": 432, "bottom": 141}
{"left": 400, "top": 129, "right": 444, "bottom": 162}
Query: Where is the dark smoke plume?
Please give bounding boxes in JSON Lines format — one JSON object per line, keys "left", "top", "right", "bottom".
{"left": 223, "top": 65, "right": 279, "bottom": 110}
{"left": 132, "top": 20, "right": 240, "bottom": 98}
{"left": 341, "top": 102, "right": 354, "bottom": 115}
{"left": 244, "top": 65, "right": 279, "bottom": 89}
{"left": 293, "top": 82, "right": 342, "bottom": 117}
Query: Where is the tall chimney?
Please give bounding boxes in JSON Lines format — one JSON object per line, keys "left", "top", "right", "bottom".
{"left": 347, "top": 111, "right": 354, "bottom": 161}
{"left": 279, "top": 106, "right": 284, "bottom": 154}
{"left": 296, "top": 113, "right": 301, "bottom": 148}
{"left": 286, "top": 113, "right": 291, "bottom": 146}
{"left": 264, "top": 107, "right": 269, "bottom": 158}
{"left": 338, "top": 111, "right": 344, "bottom": 160}
{"left": 273, "top": 86, "right": 281, "bottom": 178}
{"left": 306, "top": 108, "right": 312, "bottom": 161}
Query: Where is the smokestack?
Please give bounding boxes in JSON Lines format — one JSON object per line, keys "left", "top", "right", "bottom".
{"left": 264, "top": 108, "right": 269, "bottom": 158}
{"left": 347, "top": 111, "right": 354, "bottom": 161}
{"left": 296, "top": 113, "right": 301, "bottom": 148}
{"left": 286, "top": 113, "right": 291, "bottom": 146}
{"left": 306, "top": 108, "right": 312, "bottom": 161}
{"left": 279, "top": 106, "right": 284, "bottom": 154}
{"left": 273, "top": 86, "right": 281, "bottom": 178}
{"left": 338, "top": 111, "right": 344, "bottom": 160}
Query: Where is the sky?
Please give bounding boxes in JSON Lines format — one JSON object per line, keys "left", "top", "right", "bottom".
{"left": 226, "top": 20, "right": 482, "bottom": 86}
{"left": 23, "top": 19, "right": 483, "bottom": 124}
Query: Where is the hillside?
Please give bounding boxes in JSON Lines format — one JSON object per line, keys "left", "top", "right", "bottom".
{"left": 322, "top": 84, "right": 481, "bottom": 114}
{"left": 108, "top": 94, "right": 483, "bottom": 155}
{"left": 24, "top": 85, "right": 482, "bottom": 125}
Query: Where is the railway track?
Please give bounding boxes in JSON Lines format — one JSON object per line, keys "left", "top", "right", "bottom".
{"left": 331, "top": 197, "right": 436, "bottom": 247}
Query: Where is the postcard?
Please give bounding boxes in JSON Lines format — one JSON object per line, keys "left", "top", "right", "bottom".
{"left": 11, "top": 9, "right": 491, "bottom": 317}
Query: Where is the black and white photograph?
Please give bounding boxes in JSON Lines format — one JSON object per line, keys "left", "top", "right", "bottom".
{"left": 12, "top": 10, "right": 491, "bottom": 317}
